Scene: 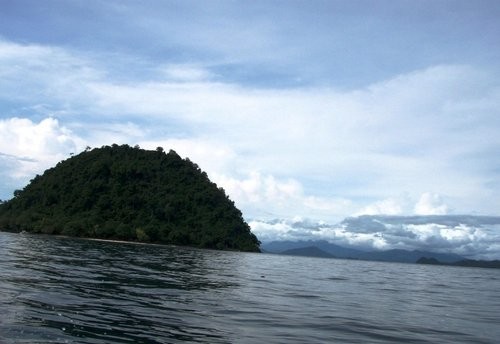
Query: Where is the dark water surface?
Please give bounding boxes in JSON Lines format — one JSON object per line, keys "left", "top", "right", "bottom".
{"left": 1, "top": 232, "right": 499, "bottom": 343}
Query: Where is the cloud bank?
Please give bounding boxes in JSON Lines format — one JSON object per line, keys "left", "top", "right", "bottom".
{"left": 251, "top": 215, "right": 500, "bottom": 260}
{"left": 1, "top": 39, "right": 499, "bottom": 220}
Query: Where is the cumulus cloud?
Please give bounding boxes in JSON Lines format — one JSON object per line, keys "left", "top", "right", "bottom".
{"left": 210, "top": 171, "right": 355, "bottom": 221}
{"left": 355, "top": 195, "right": 410, "bottom": 216}
{"left": 215, "top": 171, "right": 302, "bottom": 207}
{"left": 414, "top": 192, "right": 449, "bottom": 215}
{"left": 355, "top": 192, "right": 450, "bottom": 217}
{"left": 0, "top": 117, "right": 84, "bottom": 197}
{"left": 0, "top": 117, "right": 77, "bottom": 158}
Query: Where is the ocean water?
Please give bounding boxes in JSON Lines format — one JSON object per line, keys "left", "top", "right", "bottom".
{"left": 0, "top": 232, "right": 499, "bottom": 344}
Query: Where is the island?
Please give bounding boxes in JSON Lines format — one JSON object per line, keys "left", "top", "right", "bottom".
{"left": 0, "top": 144, "right": 260, "bottom": 252}
{"left": 417, "top": 257, "right": 500, "bottom": 269}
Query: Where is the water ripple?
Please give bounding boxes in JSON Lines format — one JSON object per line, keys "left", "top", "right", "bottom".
{"left": 1, "top": 232, "right": 499, "bottom": 343}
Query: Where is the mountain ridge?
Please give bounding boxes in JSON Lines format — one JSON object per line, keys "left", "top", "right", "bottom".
{"left": 262, "top": 240, "right": 464, "bottom": 263}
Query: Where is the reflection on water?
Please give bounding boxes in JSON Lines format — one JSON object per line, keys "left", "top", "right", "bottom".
{"left": 1, "top": 232, "right": 499, "bottom": 343}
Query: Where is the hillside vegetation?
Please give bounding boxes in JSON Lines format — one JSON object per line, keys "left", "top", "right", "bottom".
{"left": 0, "top": 144, "right": 260, "bottom": 252}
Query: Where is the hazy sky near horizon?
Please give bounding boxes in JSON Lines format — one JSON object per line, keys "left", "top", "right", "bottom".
{"left": 1, "top": 1, "right": 500, "bottom": 254}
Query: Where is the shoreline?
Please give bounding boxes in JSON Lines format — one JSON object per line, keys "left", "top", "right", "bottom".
{"left": 4, "top": 230, "right": 256, "bottom": 253}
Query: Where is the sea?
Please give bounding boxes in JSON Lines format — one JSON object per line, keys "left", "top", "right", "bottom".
{"left": 0, "top": 232, "right": 499, "bottom": 344}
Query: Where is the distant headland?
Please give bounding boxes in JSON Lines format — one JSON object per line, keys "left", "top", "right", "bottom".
{"left": 0, "top": 144, "right": 260, "bottom": 252}
{"left": 416, "top": 257, "right": 500, "bottom": 269}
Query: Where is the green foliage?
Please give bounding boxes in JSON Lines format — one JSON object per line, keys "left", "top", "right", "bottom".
{"left": 135, "top": 228, "right": 150, "bottom": 242}
{"left": 0, "top": 144, "right": 260, "bottom": 252}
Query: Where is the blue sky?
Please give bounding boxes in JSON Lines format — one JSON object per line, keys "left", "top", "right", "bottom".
{"left": 1, "top": 1, "right": 500, "bottom": 257}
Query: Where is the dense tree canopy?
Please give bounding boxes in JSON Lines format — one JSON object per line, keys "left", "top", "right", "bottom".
{"left": 0, "top": 144, "right": 260, "bottom": 252}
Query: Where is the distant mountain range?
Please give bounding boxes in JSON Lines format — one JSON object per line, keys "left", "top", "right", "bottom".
{"left": 262, "top": 240, "right": 464, "bottom": 264}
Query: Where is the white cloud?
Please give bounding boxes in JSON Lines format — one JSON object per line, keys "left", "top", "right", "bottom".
{"left": 0, "top": 117, "right": 84, "bottom": 193}
{"left": 0, "top": 40, "right": 101, "bottom": 108}
{"left": 160, "top": 64, "right": 215, "bottom": 82}
{"left": 214, "top": 171, "right": 304, "bottom": 214}
{"left": 138, "top": 138, "right": 237, "bottom": 176}
{"left": 249, "top": 219, "right": 305, "bottom": 243}
{"left": 355, "top": 192, "right": 451, "bottom": 217}
{"left": 355, "top": 196, "right": 410, "bottom": 216}
{"left": 414, "top": 192, "right": 449, "bottom": 215}
{"left": 0, "top": 117, "right": 77, "bottom": 157}
{"left": 349, "top": 215, "right": 500, "bottom": 259}
{"left": 211, "top": 171, "right": 355, "bottom": 221}
{"left": 249, "top": 217, "right": 391, "bottom": 251}
{"left": 74, "top": 121, "right": 147, "bottom": 147}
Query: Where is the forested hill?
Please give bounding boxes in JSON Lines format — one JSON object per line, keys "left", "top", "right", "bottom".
{"left": 0, "top": 144, "right": 260, "bottom": 252}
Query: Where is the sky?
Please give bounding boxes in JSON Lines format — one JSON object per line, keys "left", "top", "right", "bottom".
{"left": 1, "top": 0, "right": 500, "bottom": 258}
